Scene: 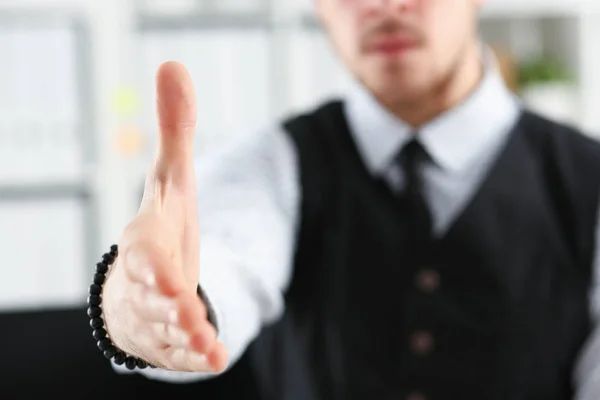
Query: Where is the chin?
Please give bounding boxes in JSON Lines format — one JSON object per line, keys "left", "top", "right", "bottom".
{"left": 367, "top": 73, "right": 431, "bottom": 105}
{"left": 359, "top": 58, "right": 431, "bottom": 100}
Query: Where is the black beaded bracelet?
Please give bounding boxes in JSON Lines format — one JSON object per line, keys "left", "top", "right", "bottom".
{"left": 87, "top": 245, "right": 220, "bottom": 371}
{"left": 87, "top": 244, "right": 154, "bottom": 370}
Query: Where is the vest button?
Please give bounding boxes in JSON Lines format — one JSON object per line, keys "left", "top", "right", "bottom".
{"left": 416, "top": 268, "right": 440, "bottom": 293}
{"left": 407, "top": 391, "right": 426, "bottom": 400}
{"left": 410, "top": 331, "right": 434, "bottom": 355}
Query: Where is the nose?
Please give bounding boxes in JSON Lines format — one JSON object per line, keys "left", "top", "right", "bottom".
{"left": 388, "top": 0, "right": 418, "bottom": 11}
{"left": 362, "top": 0, "right": 417, "bottom": 12}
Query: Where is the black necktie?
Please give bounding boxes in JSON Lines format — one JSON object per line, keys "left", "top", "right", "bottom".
{"left": 397, "top": 139, "right": 433, "bottom": 242}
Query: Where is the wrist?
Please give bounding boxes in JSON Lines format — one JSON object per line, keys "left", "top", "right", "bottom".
{"left": 87, "top": 245, "right": 154, "bottom": 370}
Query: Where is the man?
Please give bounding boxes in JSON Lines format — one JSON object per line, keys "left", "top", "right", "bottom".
{"left": 99, "top": 0, "right": 600, "bottom": 399}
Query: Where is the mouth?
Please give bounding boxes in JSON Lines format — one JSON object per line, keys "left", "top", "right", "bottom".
{"left": 367, "top": 35, "right": 420, "bottom": 56}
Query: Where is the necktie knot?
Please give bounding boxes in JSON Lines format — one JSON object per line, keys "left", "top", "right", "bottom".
{"left": 397, "top": 139, "right": 428, "bottom": 191}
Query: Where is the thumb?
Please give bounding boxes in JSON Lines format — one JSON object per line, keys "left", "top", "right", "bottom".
{"left": 154, "top": 61, "right": 197, "bottom": 191}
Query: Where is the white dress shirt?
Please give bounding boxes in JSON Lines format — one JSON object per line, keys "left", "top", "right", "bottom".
{"left": 120, "top": 63, "right": 600, "bottom": 399}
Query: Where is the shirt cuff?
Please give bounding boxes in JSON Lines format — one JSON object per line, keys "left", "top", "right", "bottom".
{"left": 111, "top": 362, "right": 218, "bottom": 382}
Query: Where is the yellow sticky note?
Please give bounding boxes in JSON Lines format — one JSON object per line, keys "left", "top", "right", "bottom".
{"left": 113, "top": 125, "right": 145, "bottom": 156}
{"left": 112, "top": 87, "right": 140, "bottom": 117}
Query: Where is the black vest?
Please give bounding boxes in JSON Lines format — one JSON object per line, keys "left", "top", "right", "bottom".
{"left": 242, "top": 101, "right": 600, "bottom": 400}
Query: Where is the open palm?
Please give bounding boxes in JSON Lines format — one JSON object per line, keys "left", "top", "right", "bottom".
{"left": 102, "top": 62, "right": 228, "bottom": 372}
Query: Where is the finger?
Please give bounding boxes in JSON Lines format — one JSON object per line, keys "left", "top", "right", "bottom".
{"left": 130, "top": 283, "right": 178, "bottom": 324}
{"left": 151, "top": 322, "right": 190, "bottom": 348}
{"left": 154, "top": 61, "right": 197, "bottom": 192}
{"left": 206, "top": 341, "right": 229, "bottom": 373}
{"left": 174, "top": 290, "right": 207, "bottom": 333}
{"left": 158, "top": 291, "right": 217, "bottom": 354}
{"left": 149, "top": 292, "right": 214, "bottom": 351}
{"left": 188, "top": 322, "right": 218, "bottom": 355}
{"left": 167, "top": 348, "right": 212, "bottom": 372}
{"left": 153, "top": 328, "right": 226, "bottom": 373}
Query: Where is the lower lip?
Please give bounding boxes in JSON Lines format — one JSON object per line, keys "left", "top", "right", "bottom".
{"left": 371, "top": 41, "right": 418, "bottom": 56}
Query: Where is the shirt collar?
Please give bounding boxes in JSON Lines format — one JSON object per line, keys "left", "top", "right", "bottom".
{"left": 343, "top": 49, "right": 521, "bottom": 174}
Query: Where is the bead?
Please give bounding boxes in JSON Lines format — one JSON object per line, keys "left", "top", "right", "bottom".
{"left": 113, "top": 352, "right": 126, "bottom": 365}
{"left": 89, "top": 284, "right": 101, "bottom": 295}
{"left": 125, "top": 357, "right": 137, "bottom": 370}
{"left": 90, "top": 317, "right": 104, "bottom": 329}
{"left": 92, "top": 328, "right": 106, "bottom": 340}
{"left": 97, "top": 338, "right": 112, "bottom": 351}
{"left": 96, "top": 262, "right": 108, "bottom": 274}
{"left": 136, "top": 359, "right": 148, "bottom": 369}
{"left": 104, "top": 346, "right": 117, "bottom": 359}
{"left": 87, "top": 295, "right": 101, "bottom": 306}
{"left": 93, "top": 273, "right": 105, "bottom": 285}
{"left": 102, "top": 253, "right": 115, "bottom": 265}
{"left": 90, "top": 246, "right": 126, "bottom": 365}
{"left": 87, "top": 306, "right": 101, "bottom": 318}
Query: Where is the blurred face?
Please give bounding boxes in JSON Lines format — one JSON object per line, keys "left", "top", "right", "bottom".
{"left": 316, "top": 0, "right": 483, "bottom": 106}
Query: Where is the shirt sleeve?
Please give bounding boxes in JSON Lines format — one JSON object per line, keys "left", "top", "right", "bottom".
{"left": 573, "top": 201, "right": 600, "bottom": 399}
{"left": 113, "top": 125, "right": 300, "bottom": 382}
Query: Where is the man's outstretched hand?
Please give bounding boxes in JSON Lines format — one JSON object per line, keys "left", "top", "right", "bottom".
{"left": 101, "top": 61, "right": 228, "bottom": 372}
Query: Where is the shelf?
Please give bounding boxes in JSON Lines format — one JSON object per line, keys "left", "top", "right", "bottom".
{"left": 0, "top": 182, "right": 91, "bottom": 201}
{"left": 136, "top": 0, "right": 272, "bottom": 30}
{"left": 137, "top": 12, "right": 272, "bottom": 30}
{"left": 481, "top": 0, "right": 587, "bottom": 18}
{"left": 0, "top": 0, "right": 85, "bottom": 18}
{"left": 0, "top": 0, "right": 83, "bottom": 9}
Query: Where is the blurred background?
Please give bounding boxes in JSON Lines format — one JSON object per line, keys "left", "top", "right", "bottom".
{"left": 1, "top": 0, "right": 600, "bottom": 314}
{"left": 0, "top": 0, "right": 600, "bottom": 393}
